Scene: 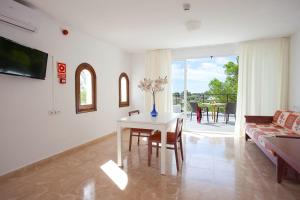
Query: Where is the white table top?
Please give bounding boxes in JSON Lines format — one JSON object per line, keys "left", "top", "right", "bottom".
{"left": 118, "top": 112, "right": 181, "bottom": 125}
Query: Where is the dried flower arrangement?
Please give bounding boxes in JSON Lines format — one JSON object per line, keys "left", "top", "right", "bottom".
{"left": 138, "top": 76, "right": 168, "bottom": 116}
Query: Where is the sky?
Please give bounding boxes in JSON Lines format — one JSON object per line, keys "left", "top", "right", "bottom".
{"left": 172, "top": 55, "right": 237, "bottom": 93}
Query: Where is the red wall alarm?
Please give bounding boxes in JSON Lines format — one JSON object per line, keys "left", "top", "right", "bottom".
{"left": 62, "top": 29, "right": 69, "bottom": 35}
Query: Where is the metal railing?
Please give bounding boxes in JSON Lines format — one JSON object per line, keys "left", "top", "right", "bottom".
{"left": 172, "top": 93, "right": 237, "bottom": 112}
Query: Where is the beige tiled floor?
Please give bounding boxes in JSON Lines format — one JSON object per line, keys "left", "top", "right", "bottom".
{"left": 0, "top": 131, "right": 300, "bottom": 200}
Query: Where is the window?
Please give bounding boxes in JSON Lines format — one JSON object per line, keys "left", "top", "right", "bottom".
{"left": 75, "top": 63, "right": 97, "bottom": 113}
{"left": 119, "top": 72, "right": 129, "bottom": 107}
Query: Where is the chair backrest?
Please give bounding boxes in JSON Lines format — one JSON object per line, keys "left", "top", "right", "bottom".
{"left": 189, "top": 102, "right": 198, "bottom": 112}
{"left": 175, "top": 118, "right": 184, "bottom": 141}
{"left": 129, "top": 110, "right": 140, "bottom": 116}
{"left": 225, "top": 103, "right": 236, "bottom": 114}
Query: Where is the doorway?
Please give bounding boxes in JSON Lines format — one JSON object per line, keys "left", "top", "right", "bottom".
{"left": 172, "top": 56, "right": 238, "bottom": 134}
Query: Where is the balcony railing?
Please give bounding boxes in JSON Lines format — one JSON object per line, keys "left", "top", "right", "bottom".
{"left": 173, "top": 93, "right": 237, "bottom": 112}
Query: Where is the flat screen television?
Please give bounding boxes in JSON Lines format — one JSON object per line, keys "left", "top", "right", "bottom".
{"left": 0, "top": 36, "right": 48, "bottom": 80}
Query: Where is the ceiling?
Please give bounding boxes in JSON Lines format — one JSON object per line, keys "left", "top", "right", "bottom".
{"left": 28, "top": 0, "right": 300, "bottom": 52}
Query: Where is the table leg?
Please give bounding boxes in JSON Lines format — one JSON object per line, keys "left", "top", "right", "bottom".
{"left": 214, "top": 108, "right": 216, "bottom": 123}
{"left": 117, "top": 124, "right": 123, "bottom": 167}
{"left": 212, "top": 106, "right": 216, "bottom": 123}
{"left": 277, "top": 156, "right": 284, "bottom": 183}
{"left": 160, "top": 127, "right": 167, "bottom": 175}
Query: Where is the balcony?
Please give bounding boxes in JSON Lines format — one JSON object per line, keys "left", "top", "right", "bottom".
{"left": 173, "top": 93, "right": 236, "bottom": 134}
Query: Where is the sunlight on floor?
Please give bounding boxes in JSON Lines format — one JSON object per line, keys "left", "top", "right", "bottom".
{"left": 100, "top": 160, "right": 128, "bottom": 190}
{"left": 83, "top": 180, "right": 95, "bottom": 200}
{"left": 184, "top": 131, "right": 235, "bottom": 138}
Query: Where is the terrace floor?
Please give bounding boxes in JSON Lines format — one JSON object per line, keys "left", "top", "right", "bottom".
{"left": 185, "top": 113, "right": 235, "bottom": 134}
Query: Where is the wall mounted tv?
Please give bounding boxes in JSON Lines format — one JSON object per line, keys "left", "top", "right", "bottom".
{"left": 0, "top": 36, "right": 48, "bottom": 80}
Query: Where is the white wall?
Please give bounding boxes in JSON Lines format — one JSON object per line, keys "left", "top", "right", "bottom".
{"left": 0, "top": 1, "right": 131, "bottom": 175}
{"left": 130, "top": 53, "right": 146, "bottom": 111}
{"left": 289, "top": 30, "right": 300, "bottom": 111}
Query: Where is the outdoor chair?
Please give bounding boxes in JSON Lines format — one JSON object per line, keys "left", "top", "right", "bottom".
{"left": 189, "top": 102, "right": 198, "bottom": 121}
{"left": 225, "top": 103, "right": 236, "bottom": 124}
{"left": 190, "top": 102, "right": 210, "bottom": 123}
{"left": 198, "top": 105, "right": 209, "bottom": 123}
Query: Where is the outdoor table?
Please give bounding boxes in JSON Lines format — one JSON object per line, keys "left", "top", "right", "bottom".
{"left": 202, "top": 102, "right": 226, "bottom": 123}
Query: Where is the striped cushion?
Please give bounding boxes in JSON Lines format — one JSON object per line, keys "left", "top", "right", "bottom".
{"left": 245, "top": 123, "right": 296, "bottom": 153}
{"left": 276, "top": 111, "right": 290, "bottom": 127}
{"left": 284, "top": 113, "right": 299, "bottom": 130}
{"left": 273, "top": 110, "right": 282, "bottom": 123}
{"left": 292, "top": 115, "right": 300, "bottom": 135}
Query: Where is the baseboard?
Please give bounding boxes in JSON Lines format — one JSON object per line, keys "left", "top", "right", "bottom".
{"left": 0, "top": 132, "right": 116, "bottom": 182}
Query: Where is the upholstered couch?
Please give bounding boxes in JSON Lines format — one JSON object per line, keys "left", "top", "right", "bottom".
{"left": 245, "top": 110, "right": 300, "bottom": 163}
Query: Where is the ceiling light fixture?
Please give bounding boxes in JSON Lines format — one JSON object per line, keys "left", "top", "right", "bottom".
{"left": 185, "top": 20, "right": 201, "bottom": 31}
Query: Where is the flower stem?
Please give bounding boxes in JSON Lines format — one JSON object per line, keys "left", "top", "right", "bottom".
{"left": 152, "top": 91, "right": 155, "bottom": 105}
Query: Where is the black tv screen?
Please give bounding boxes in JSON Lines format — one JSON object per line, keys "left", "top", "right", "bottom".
{"left": 0, "top": 36, "right": 48, "bottom": 80}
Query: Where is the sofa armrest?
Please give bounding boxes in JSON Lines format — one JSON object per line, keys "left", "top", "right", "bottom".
{"left": 244, "top": 115, "right": 273, "bottom": 123}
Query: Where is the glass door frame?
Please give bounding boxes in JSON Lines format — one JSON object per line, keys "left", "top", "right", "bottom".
{"left": 173, "top": 59, "right": 189, "bottom": 131}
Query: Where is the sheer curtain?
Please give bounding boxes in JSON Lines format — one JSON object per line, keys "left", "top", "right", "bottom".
{"left": 235, "top": 38, "right": 289, "bottom": 135}
{"left": 145, "top": 49, "right": 172, "bottom": 113}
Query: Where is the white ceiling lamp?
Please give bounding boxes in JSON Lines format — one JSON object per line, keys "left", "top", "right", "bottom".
{"left": 185, "top": 20, "right": 201, "bottom": 31}
{"left": 183, "top": 3, "right": 201, "bottom": 31}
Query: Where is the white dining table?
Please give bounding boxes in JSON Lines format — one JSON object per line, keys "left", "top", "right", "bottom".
{"left": 117, "top": 112, "right": 181, "bottom": 175}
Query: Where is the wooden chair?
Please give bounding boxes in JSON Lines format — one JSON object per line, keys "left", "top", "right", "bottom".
{"left": 148, "top": 118, "right": 184, "bottom": 171}
{"left": 128, "top": 110, "right": 153, "bottom": 151}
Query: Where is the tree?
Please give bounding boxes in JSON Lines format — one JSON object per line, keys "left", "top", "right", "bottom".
{"left": 173, "top": 92, "right": 181, "bottom": 105}
{"left": 206, "top": 57, "right": 239, "bottom": 102}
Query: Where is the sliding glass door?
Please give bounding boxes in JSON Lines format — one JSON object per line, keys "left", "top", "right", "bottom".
{"left": 172, "top": 60, "right": 186, "bottom": 115}
{"left": 172, "top": 56, "right": 238, "bottom": 133}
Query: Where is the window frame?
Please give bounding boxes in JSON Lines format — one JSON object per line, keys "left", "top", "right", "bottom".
{"left": 119, "top": 72, "right": 129, "bottom": 107}
{"left": 75, "top": 63, "right": 97, "bottom": 114}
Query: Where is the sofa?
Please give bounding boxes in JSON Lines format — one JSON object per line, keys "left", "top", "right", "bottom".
{"left": 245, "top": 110, "right": 300, "bottom": 164}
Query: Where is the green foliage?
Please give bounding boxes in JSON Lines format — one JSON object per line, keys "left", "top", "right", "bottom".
{"left": 173, "top": 92, "right": 181, "bottom": 105}
{"left": 206, "top": 57, "right": 239, "bottom": 103}
{"left": 80, "top": 90, "right": 87, "bottom": 104}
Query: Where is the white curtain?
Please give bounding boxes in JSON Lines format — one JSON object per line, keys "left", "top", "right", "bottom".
{"left": 145, "top": 49, "right": 172, "bottom": 113}
{"left": 235, "top": 38, "right": 289, "bottom": 135}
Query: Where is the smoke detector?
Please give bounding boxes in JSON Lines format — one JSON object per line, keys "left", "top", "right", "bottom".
{"left": 183, "top": 3, "right": 191, "bottom": 11}
{"left": 182, "top": 3, "right": 201, "bottom": 31}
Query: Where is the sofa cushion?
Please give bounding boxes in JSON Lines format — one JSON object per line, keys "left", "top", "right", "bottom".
{"left": 276, "top": 111, "right": 290, "bottom": 127}
{"left": 245, "top": 123, "right": 290, "bottom": 141}
{"left": 292, "top": 115, "right": 300, "bottom": 135}
{"left": 245, "top": 122, "right": 297, "bottom": 154}
{"left": 284, "top": 113, "right": 299, "bottom": 130}
{"left": 273, "top": 110, "right": 283, "bottom": 123}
